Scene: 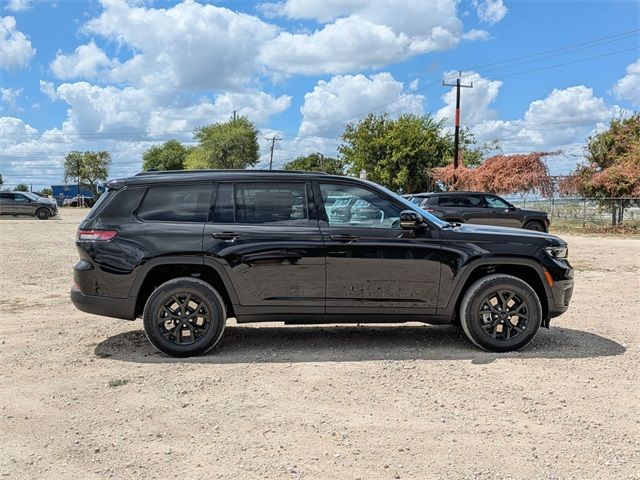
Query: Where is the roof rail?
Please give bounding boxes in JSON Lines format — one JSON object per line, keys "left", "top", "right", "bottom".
{"left": 135, "top": 169, "right": 329, "bottom": 176}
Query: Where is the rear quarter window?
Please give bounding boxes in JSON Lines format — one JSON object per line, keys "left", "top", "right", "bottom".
{"left": 138, "top": 184, "right": 211, "bottom": 222}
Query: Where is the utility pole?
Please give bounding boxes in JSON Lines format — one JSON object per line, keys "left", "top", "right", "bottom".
{"left": 76, "top": 155, "right": 82, "bottom": 207}
{"left": 319, "top": 153, "right": 324, "bottom": 172}
{"left": 265, "top": 135, "right": 282, "bottom": 170}
{"left": 443, "top": 75, "right": 473, "bottom": 171}
{"left": 232, "top": 110, "right": 237, "bottom": 122}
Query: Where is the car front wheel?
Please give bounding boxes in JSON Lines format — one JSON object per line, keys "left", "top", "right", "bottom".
{"left": 36, "top": 208, "right": 51, "bottom": 220}
{"left": 459, "top": 274, "right": 542, "bottom": 352}
{"left": 143, "top": 277, "right": 227, "bottom": 357}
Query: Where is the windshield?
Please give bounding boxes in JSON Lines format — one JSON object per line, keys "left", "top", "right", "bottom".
{"left": 373, "top": 183, "right": 450, "bottom": 228}
{"left": 21, "top": 192, "right": 41, "bottom": 201}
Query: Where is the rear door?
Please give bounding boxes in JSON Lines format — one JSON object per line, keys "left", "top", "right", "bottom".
{"left": 202, "top": 181, "right": 325, "bottom": 315}
{"left": 459, "top": 194, "right": 492, "bottom": 225}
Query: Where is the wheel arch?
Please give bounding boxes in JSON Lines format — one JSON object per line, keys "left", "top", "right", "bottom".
{"left": 443, "top": 258, "right": 551, "bottom": 323}
{"left": 130, "top": 257, "right": 238, "bottom": 318}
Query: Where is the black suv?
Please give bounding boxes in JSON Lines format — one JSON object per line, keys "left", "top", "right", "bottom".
{"left": 0, "top": 191, "right": 58, "bottom": 219}
{"left": 410, "top": 192, "right": 549, "bottom": 232}
{"left": 71, "top": 171, "right": 573, "bottom": 357}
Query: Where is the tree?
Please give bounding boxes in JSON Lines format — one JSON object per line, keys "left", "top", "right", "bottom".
{"left": 283, "top": 153, "right": 345, "bottom": 175}
{"left": 15, "top": 182, "right": 29, "bottom": 192}
{"left": 185, "top": 116, "right": 259, "bottom": 170}
{"left": 339, "top": 113, "right": 456, "bottom": 193}
{"left": 39, "top": 187, "right": 53, "bottom": 196}
{"left": 64, "top": 151, "right": 111, "bottom": 197}
{"left": 560, "top": 114, "right": 640, "bottom": 225}
{"left": 0, "top": 173, "right": 3, "bottom": 188}
{"left": 431, "top": 152, "right": 554, "bottom": 196}
{"left": 142, "top": 140, "right": 190, "bottom": 171}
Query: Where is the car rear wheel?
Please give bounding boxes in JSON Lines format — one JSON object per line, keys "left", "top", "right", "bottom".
{"left": 143, "top": 277, "right": 227, "bottom": 357}
{"left": 460, "top": 274, "right": 542, "bottom": 352}
{"left": 524, "top": 221, "right": 545, "bottom": 232}
{"left": 36, "top": 208, "right": 51, "bottom": 220}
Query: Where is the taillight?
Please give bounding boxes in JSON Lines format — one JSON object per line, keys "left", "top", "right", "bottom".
{"left": 77, "top": 229, "right": 118, "bottom": 241}
{"left": 424, "top": 207, "right": 434, "bottom": 212}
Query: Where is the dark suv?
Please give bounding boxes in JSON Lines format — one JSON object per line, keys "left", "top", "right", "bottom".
{"left": 413, "top": 192, "right": 549, "bottom": 232}
{"left": 0, "top": 191, "right": 58, "bottom": 219}
{"left": 70, "top": 170, "right": 573, "bottom": 357}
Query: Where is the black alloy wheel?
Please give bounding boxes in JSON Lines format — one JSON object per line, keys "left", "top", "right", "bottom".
{"left": 143, "top": 277, "right": 227, "bottom": 357}
{"left": 460, "top": 274, "right": 542, "bottom": 352}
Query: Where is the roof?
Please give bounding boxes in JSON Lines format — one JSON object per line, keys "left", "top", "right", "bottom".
{"left": 109, "top": 169, "right": 354, "bottom": 188}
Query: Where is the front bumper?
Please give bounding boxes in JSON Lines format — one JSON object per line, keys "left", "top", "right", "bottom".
{"left": 70, "top": 288, "right": 136, "bottom": 320}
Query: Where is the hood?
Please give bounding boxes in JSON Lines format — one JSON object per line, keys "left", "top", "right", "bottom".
{"left": 441, "top": 223, "right": 565, "bottom": 247}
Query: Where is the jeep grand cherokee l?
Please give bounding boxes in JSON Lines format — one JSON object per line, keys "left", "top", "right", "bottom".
{"left": 70, "top": 170, "right": 574, "bottom": 357}
{"left": 418, "top": 192, "right": 550, "bottom": 232}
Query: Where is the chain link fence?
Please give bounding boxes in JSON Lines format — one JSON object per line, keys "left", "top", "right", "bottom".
{"left": 509, "top": 197, "right": 640, "bottom": 229}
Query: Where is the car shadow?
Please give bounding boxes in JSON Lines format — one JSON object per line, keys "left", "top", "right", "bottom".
{"left": 93, "top": 324, "right": 626, "bottom": 364}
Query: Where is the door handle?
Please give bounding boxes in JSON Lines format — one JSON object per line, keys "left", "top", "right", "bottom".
{"left": 211, "top": 232, "right": 242, "bottom": 241}
{"left": 330, "top": 234, "right": 359, "bottom": 243}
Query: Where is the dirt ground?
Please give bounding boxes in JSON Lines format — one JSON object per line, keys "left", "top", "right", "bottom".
{"left": 0, "top": 208, "right": 638, "bottom": 480}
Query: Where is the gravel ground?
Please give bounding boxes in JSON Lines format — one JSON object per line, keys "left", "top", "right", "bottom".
{"left": 0, "top": 209, "right": 638, "bottom": 479}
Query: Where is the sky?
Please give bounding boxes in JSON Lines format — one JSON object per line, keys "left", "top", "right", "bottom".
{"left": 0, "top": 0, "right": 639, "bottom": 190}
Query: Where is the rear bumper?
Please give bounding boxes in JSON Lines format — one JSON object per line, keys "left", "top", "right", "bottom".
{"left": 70, "top": 288, "right": 136, "bottom": 320}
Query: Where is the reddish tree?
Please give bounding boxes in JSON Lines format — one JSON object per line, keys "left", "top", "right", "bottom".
{"left": 431, "top": 152, "right": 555, "bottom": 195}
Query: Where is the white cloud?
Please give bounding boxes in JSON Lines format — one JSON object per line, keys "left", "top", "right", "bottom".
{"left": 39, "top": 80, "right": 57, "bottom": 101}
{"left": 436, "top": 71, "right": 502, "bottom": 126}
{"left": 259, "top": 0, "right": 473, "bottom": 75}
{"left": 4, "top": 0, "right": 31, "bottom": 12}
{"left": 0, "top": 87, "right": 22, "bottom": 110}
{"left": 51, "top": 41, "right": 114, "bottom": 80}
{"left": 83, "top": 0, "right": 277, "bottom": 91}
{"left": 461, "top": 29, "right": 491, "bottom": 41}
{"left": 613, "top": 58, "right": 640, "bottom": 107}
{"left": 0, "top": 16, "right": 35, "bottom": 70}
{"left": 299, "top": 73, "right": 424, "bottom": 137}
{"left": 472, "top": 0, "right": 507, "bottom": 25}
{"left": 47, "top": 81, "right": 290, "bottom": 139}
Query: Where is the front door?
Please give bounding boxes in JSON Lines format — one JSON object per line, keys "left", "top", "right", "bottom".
{"left": 316, "top": 182, "right": 443, "bottom": 315}
{"left": 485, "top": 195, "right": 521, "bottom": 228}
{"left": 203, "top": 181, "right": 325, "bottom": 315}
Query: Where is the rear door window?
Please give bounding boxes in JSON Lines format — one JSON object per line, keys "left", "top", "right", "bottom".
{"left": 233, "top": 183, "right": 308, "bottom": 225}
{"left": 437, "top": 196, "right": 460, "bottom": 207}
{"left": 138, "top": 184, "right": 210, "bottom": 222}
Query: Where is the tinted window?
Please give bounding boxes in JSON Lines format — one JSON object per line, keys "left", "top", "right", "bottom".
{"left": 462, "top": 195, "right": 485, "bottom": 207}
{"left": 485, "top": 195, "right": 510, "bottom": 209}
{"left": 210, "top": 183, "right": 234, "bottom": 223}
{"left": 320, "top": 184, "right": 402, "bottom": 228}
{"left": 234, "top": 183, "right": 308, "bottom": 225}
{"left": 13, "top": 193, "right": 29, "bottom": 203}
{"left": 0, "top": 193, "right": 14, "bottom": 200}
{"left": 138, "top": 184, "right": 210, "bottom": 222}
{"left": 437, "top": 196, "right": 460, "bottom": 207}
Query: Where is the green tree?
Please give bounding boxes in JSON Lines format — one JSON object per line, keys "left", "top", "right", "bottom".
{"left": 142, "top": 139, "right": 190, "bottom": 171}
{"left": 39, "top": 187, "right": 53, "bottom": 196}
{"left": 340, "top": 113, "right": 453, "bottom": 193}
{"left": 185, "top": 116, "right": 259, "bottom": 169}
{"left": 15, "top": 182, "right": 29, "bottom": 192}
{"left": 561, "top": 113, "right": 640, "bottom": 225}
{"left": 64, "top": 151, "right": 111, "bottom": 196}
{"left": 283, "top": 153, "right": 345, "bottom": 175}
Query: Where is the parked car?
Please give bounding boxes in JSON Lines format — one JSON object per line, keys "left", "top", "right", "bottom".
{"left": 63, "top": 195, "right": 96, "bottom": 208}
{"left": 0, "top": 191, "right": 58, "bottom": 219}
{"left": 417, "top": 192, "right": 550, "bottom": 232}
{"left": 71, "top": 170, "right": 573, "bottom": 357}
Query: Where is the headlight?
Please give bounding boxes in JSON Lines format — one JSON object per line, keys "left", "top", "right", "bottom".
{"left": 545, "top": 246, "right": 568, "bottom": 259}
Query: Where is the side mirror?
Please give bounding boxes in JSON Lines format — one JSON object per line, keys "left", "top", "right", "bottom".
{"left": 400, "top": 210, "right": 424, "bottom": 229}
{"left": 508, "top": 204, "right": 516, "bottom": 211}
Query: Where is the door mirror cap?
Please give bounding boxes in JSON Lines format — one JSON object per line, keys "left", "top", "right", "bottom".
{"left": 399, "top": 210, "right": 424, "bottom": 229}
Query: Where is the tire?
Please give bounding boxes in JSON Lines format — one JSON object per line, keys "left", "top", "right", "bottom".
{"left": 36, "top": 208, "right": 51, "bottom": 220}
{"left": 143, "top": 277, "right": 227, "bottom": 357}
{"left": 524, "top": 221, "right": 545, "bottom": 232}
{"left": 459, "top": 274, "right": 542, "bottom": 352}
